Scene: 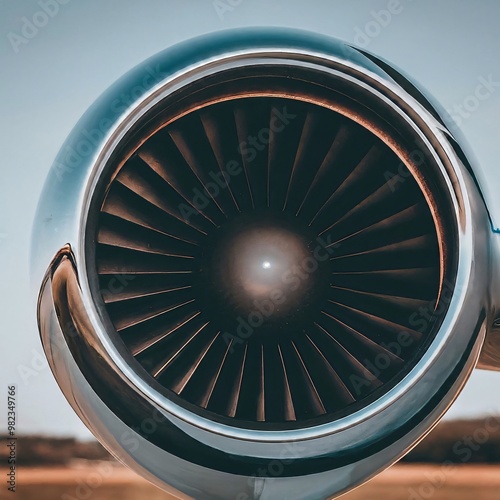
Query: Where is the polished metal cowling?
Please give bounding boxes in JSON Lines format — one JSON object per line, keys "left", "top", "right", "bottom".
{"left": 32, "top": 28, "right": 500, "bottom": 500}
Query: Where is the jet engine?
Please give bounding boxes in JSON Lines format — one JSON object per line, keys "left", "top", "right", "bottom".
{"left": 32, "top": 28, "right": 500, "bottom": 499}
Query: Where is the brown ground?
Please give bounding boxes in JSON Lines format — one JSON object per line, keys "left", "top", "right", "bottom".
{"left": 2, "top": 464, "right": 499, "bottom": 500}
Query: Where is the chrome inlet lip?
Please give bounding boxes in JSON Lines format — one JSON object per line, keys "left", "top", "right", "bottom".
{"left": 70, "top": 48, "right": 475, "bottom": 444}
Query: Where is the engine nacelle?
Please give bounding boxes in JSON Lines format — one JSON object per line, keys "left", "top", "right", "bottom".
{"left": 32, "top": 28, "right": 500, "bottom": 499}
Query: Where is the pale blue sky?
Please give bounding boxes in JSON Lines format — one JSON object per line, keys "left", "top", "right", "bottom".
{"left": 1, "top": 0, "right": 500, "bottom": 438}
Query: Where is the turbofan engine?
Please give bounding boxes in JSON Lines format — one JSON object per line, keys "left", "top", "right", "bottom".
{"left": 32, "top": 29, "right": 500, "bottom": 499}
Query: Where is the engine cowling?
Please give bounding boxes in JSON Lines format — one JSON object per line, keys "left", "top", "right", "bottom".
{"left": 32, "top": 28, "right": 500, "bottom": 499}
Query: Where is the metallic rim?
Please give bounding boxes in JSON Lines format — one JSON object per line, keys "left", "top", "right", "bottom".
{"left": 88, "top": 79, "right": 451, "bottom": 428}
{"left": 75, "top": 49, "right": 469, "bottom": 442}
